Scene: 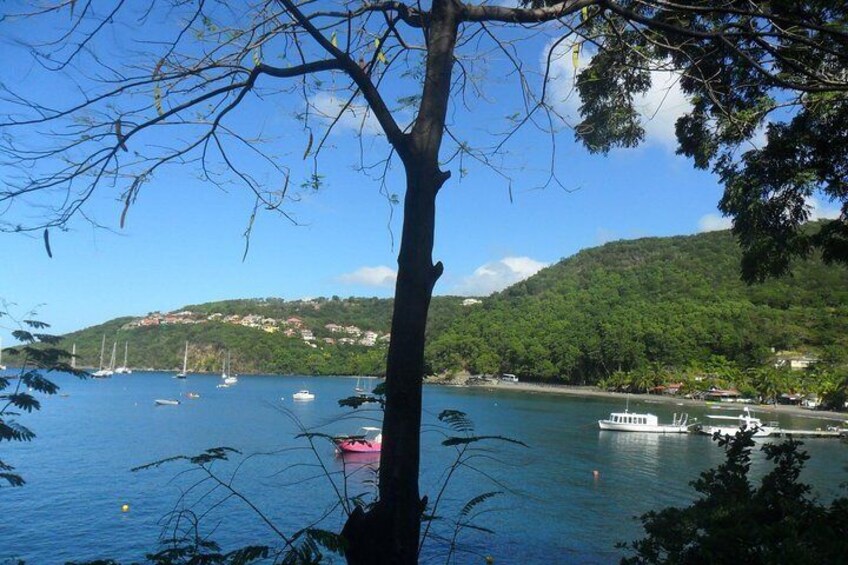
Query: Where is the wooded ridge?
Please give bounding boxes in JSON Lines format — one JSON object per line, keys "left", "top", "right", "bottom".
{"left": 48, "top": 228, "right": 848, "bottom": 381}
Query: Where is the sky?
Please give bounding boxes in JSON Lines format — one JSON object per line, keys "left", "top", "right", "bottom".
{"left": 0, "top": 2, "right": 839, "bottom": 347}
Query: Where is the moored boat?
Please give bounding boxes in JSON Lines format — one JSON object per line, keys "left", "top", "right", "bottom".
{"left": 114, "top": 342, "right": 132, "bottom": 374}
{"left": 174, "top": 341, "right": 189, "bottom": 379}
{"left": 92, "top": 335, "right": 113, "bottom": 378}
{"left": 293, "top": 390, "right": 315, "bottom": 401}
{"left": 598, "top": 410, "right": 693, "bottom": 433}
{"left": 154, "top": 399, "right": 180, "bottom": 406}
{"left": 335, "top": 427, "right": 382, "bottom": 453}
{"left": 699, "top": 407, "right": 777, "bottom": 437}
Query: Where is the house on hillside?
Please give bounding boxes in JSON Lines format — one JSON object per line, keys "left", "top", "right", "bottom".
{"left": 649, "top": 383, "right": 684, "bottom": 396}
{"left": 774, "top": 351, "right": 819, "bottom": 371}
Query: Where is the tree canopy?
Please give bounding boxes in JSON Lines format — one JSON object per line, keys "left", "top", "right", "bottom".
{"left": 2, "top": 1, "right": 847, "bottom": 563}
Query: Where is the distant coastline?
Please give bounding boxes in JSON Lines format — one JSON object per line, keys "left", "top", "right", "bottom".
{"left": 427, "top": 375, "right": 848, "bottom": 422}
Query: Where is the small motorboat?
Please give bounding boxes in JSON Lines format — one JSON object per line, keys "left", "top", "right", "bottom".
{"left": 154, "top": 399, "right": 180, "bottom": 406}
{"left": 293, "top": 390, "right": 315, "bottom": 401}
{"left": 186, "top": 392, "right": 200, "bottom": 399}
{"left": 335, "top": 427, "right": 382, "bottom": 454}
{"left": 700, "top": 407, "right": 777, "bottom": 438}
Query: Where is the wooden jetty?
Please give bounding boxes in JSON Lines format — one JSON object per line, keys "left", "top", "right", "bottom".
{"left": 770, "top": 428, "right": 846, "bottom": 439}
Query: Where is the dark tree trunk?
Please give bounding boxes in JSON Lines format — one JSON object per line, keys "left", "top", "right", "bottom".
{"left": 342, "top": 2, "right": 458, "bottom": 563}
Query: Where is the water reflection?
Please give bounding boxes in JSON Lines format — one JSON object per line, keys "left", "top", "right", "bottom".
{"left": 598, "top": 431, "right": 693, "bottom": 477}
{"left": 336, "top": 451, "right": 380, "bottom": 491}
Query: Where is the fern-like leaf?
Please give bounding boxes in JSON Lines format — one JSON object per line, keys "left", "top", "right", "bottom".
{"left": 442, "top": 435, "right": 527, "bottom": 448}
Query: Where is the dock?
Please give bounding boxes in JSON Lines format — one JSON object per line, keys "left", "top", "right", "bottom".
{"left": 770, "top": 429, "right": 846, "bottom": 439}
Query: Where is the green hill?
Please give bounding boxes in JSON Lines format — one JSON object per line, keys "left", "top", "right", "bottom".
{"left": 57, "top": 296, "right": 465, "bottom": 375}
{"left": 425, "top": 229, "right": 848, "bottom": 384}
{"left": 47, "top": 228, "right": 848, "bottom": 380}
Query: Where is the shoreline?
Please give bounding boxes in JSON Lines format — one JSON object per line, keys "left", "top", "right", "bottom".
{"left": 430, "top": 378, "right": 848, "bottom": 422}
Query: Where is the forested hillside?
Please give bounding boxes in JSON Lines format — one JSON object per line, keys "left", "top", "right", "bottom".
{"left": 56, "top": 296, "right": 466, "bottom": 375}
{"left": 45, "top": 229, "right": 848, "bottom": 380}
{"left": 425, "top": 229, "right": 848, "bottom": 383}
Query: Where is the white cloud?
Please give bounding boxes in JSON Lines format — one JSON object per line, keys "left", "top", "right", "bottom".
{"left": 309, "top": 92, "right": 382, "bottom": 135}
{"left": 697, "top": 196, "right": 840, "bottom": 234}
{"left": 338, "top": 265, "right": 397, "bottom": 287}
{"left": 451, "top": 256, "right": 549, "bottom": 296}
{"left": 808, "top": 196, "right": 841, "bottom": 220}
{"left": 698, "top": 213, "right": 733, "bottom": 233}
{"left": 545, "top": 41, "right": 691, "bottom": 149}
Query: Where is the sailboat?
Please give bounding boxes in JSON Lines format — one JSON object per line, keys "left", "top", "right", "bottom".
{"left": 0, "top": 337, "right": 6, "bottom": 371}
{"left": 71, "top": 343, "right": 76, "bottom": 369}
{"left": 355, "top": 376, "right": 376, "bottom": 394}
{"left": 221, "top": 351, "right": 237, "bottom": 385}
{"left": 92, "top": 335, "right": 113, "bottom": 378}
{"left": 174, "top": 341, "right": 189, "bottom": 379}
{"left": 114, "top": 342, "right": 132, "bottom": 374}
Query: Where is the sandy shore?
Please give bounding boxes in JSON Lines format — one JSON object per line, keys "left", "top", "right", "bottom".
{"left": 428, "top": 377, "right": 848, "bottom": 423}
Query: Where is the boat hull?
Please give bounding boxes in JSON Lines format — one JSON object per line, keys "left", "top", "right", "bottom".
{"left": 335, "top": 439, "right": 381, "bottom": 453}
{"left": 154, "top": 399, "right": 180, "bottom": 406}
{"left": 700, "top": 425, "right": 775, "bottom": 437}
{"left": 598, "top": 421, "right": 689, "bottom": 433}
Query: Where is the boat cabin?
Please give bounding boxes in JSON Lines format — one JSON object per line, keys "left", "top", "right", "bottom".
{"left": 501, "top": 373, "right": 519, "bottom": 383}
{"left": 607, "top": 413, "right": 659, "bottom": 426}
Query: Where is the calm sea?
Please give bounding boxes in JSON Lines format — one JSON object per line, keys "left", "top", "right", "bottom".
{"left": 2, "top": 372, "right": 846, "bottom": 564}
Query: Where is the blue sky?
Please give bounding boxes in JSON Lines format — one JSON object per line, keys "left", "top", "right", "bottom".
{"left": 0, "top": 2, "right": 837, "bottom": 347}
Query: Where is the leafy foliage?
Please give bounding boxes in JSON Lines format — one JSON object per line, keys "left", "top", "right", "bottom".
{"left": 621, "top": 432, "right": 848, "bottom": 564}
{"left": 539, "top": 1, "right": 848, "bottom": 282}
{"left": 57, "top": 296, "right": 467, "bottom": 377}
{"left": 427, "top": 228, "right": 848, "bottom": 383}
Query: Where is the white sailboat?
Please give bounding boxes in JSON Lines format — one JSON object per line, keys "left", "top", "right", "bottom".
{"left": 221, "top": 351, "right": 237, "bottom": 385}
{"left": 114, "top": 342, "right": 132, "bottom": 374}
{"left": 174, "top": 341, "right": 189, "bottom": 379}
{"left": 71, "top": 343, "right": 76, "bottom": 369}
{"left": 92, "top": 335, "right": 113, "bottom": 378}
{"left": 0, "top": 337, "right": 6, "bottom": 371}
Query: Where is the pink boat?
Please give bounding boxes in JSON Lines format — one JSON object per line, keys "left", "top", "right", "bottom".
{"left": 334, "top": 427, "right": 382, "bottom": 453}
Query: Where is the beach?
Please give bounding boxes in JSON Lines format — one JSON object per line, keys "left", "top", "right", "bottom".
{"left": 427, "top": 375, "right": 848, "bottom": 423}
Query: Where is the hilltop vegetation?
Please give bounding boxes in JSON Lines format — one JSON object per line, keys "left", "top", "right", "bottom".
{"left": 47, "top": 229, "right": 848, "bottom": 381}
{"left": 425, "top": 229, "right": 848, "bottom": 384}
{"left": 58, "top": 296, "right": 466, "bottom": 375}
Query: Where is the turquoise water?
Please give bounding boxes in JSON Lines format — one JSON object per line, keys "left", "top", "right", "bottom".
{"left": 2, "top": 372, "right": 847, "bottom": 564}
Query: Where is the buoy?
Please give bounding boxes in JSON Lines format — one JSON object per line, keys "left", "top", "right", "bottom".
{"left": 121, "top": 504, "right": 130, "bottom": 513}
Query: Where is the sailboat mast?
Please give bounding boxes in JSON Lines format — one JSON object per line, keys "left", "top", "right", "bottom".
{"left": 183, "top": 341, "right": 188, "bottom": 373}
{"left": 123, "top": 342, "right": 128, "bottom": 366}
{"left": 110, "top": 341, "right": 117, "bottom": 370}
{"left": 99, "top": 335, "right": 106, "bottom": 371}
{"left": 71, "top": 343, "right": 76, "bottom": 369}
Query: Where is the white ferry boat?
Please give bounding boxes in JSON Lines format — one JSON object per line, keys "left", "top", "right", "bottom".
{"left": 598, "top": 410, "right": 693, "bottom": 433}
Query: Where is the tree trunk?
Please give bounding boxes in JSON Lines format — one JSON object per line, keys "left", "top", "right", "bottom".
{"left": 341, "top": 160, "right": 449, "bottom": 564}
{"left": 342, "top": 2, "right": 458, "bottom": 563}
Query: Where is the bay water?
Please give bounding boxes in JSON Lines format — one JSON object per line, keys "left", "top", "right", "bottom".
{"left": 2, "top": 373, "right": 846, "bottom": 564}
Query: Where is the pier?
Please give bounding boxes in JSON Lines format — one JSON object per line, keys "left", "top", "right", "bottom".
{"left": 770, "top": 429, "right": 846, "bottom": 439}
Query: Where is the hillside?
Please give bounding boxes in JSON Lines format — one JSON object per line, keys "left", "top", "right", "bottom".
{"left": 57, "top": 296, "right": 466, "bottom": 375}
{"left": 45, "top": 228, "right": 848, "bottom": 379}
{"left": 425, "top": 229, "right": 848, "bottom": 383}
